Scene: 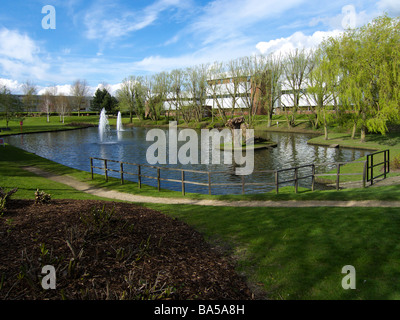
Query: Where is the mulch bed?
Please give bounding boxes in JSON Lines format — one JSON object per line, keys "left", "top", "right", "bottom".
{"left": 0, "top": 199, "right": 253, "bottom": 300}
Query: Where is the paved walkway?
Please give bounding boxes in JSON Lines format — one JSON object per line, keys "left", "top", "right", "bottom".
{"left": 23, "top": 166, "right": 400, "bottom": 208}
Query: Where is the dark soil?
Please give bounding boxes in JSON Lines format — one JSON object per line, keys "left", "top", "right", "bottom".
{"left": 0, "top": 199, "right": 253, "bottom": 300}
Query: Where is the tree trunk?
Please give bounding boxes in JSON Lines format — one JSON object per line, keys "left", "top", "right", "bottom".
{"left": 360, "top": 126, "right": 366, "bottom": 143}
{"left": 323, "top": 111, "right": 328, "bottom": 140}
{"left": 267, "top": 110, "right": 272, "bottom": 128}
{"left": 360, "top": 111, "right": 366, "bottom": 143}
{"left": 351, "top": 122, "right": 357, "bottom": 139}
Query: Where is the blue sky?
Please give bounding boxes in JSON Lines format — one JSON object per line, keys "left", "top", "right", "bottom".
{"left": 0, "top": 0, "right": 399, "bottom": 95}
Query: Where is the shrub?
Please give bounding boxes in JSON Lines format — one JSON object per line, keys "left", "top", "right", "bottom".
{"left": 391, "top": 154, "right": 400, "bottom": 170}
{"left": 0, "top": 187, "right": 18, "bottom": 215}
{"left": 34, "top": 189, "right": 51, "bottom": 204}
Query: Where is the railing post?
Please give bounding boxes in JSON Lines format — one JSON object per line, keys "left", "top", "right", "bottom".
{"left": 363, "top": 160, "right": 367, "bottom": 188}
{"left": 275, "top": 170, "right": 279, "bottom": 194}
{"left": 157, "top": 168, "right": 160, "bottom": 191}
{"left": 181, "top": 170, "right": 185, "bottom": 196}
{"left": 387, "top": 150, "right": 390, "bottom": 174}
{"left": 371, "top": 155, "right": 374, "bottom": 185}
{"left": 294, "top": 167, "right": 298, "bottom": 193}
{"left": 138, "top": 165, "right": 141, "bottom": 189}
{"left": 104, "top": 159, "right": 108, "bottom": 182}
{"left": 90, "top": 158, "right": 94, "bottom": 180}
{"left": 311, "top": 164, "right": 315, "bottom": 192}
{"left": 208, "top": 172, "right": 211, "bottom": 195}
{"left": 336, "top": 163, "right": 340, "bottom": 190}
{"left": 120, "top": 162, "right": 124, "bottom": 185}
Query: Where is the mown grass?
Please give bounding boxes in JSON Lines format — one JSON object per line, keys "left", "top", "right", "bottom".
{"left": 0, "top": 144, "right": 109, "bottom": 201}
{"left": 145, "top": 203, "right": 400, "bottom": 300}
{"left": 308, "top": 132, "right": 400, "bottom": 182}
{"left": 2, "top": 116, "right": 400, "bottom": 300}
{"left": 2, "top": 143, "right": 400, "bottom": 300}
{"left": 0, "top": 115, "right": 131, "bottom": 137}
{"left": 1, "top": 143, "right": 400, "bottom": 202}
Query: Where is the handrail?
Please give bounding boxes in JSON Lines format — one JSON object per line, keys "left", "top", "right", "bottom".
{"left": 89, "top": 157, "right": 374, "bottom": 195}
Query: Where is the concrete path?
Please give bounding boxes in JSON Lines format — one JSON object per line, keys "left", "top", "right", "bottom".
{"left": 23, "top": 166, "right": 400, "bottom": 208}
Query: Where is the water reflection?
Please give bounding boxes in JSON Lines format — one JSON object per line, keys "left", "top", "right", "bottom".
{"left": 5, "top": 127, "right": 369, "bottom": 195}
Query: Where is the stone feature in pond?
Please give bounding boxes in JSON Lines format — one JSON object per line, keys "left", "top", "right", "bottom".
{"left": 222, "top": 116, "right": 277, "bottom": 150}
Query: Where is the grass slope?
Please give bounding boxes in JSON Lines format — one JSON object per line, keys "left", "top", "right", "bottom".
{"left": 146, "top": 203, "right": 400, "bottom": 300}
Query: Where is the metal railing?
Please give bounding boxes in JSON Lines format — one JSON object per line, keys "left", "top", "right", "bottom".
{"left": 90, "top": 157, "right": 377, "bottom": 195}
{"left": 366, "top": 150, "right": 390, "bottom": 185}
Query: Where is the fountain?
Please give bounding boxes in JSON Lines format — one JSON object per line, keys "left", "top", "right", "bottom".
{"left": 116, "top": 111, "right": 124, "bottom": 131}
{"left": 98, "top": 108, "right": 110, "bottom": 142}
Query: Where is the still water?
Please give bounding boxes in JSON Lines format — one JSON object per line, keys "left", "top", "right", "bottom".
{"left": 5, "top": 127, "right": 369, "bottom": 195}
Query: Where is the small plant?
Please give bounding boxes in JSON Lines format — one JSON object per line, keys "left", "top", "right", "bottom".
{"left": 65, "top": 240, "right": 84, "bottom": 278}
{"left": 5, "top": 218, "right": 15, "bottom": 236}
{"left": 80, "top": 205, "right": 115, "bottom": 232}
{"left": 391, "top": 154, "right": 400, "bottom": 170}
{"left": 0, "top": 187, "right": 18, "bottom": 215}
{"left": 120, "top": 271, "right": 175, "bottom": 300}
{"left": 34, "top": 189, "right": 51, "bottom": 204}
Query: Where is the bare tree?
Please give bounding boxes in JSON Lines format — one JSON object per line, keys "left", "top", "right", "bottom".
{"left": 143, "top": 75, "right": 163, "bottom": 121}
{"left": 117, "top": 76, "right": 139, "bottom": 123}
{"left": 21, "top": 80, "right": 38, "bottom": 113}
{"left": 184, "top": 64, "right": 209, "bottom": 122}
{"left": 239, "top": 55, "right": 264, "bottom": 127}
{"left": 42, "top": 86, "right": 57, "bottom": 123}
{"left": 169, "top": 68, "right": 184, "bottom": 122}
{"left": 281, "top": 49, "right": 315, "bottom": 128}
{"left": 153, "top": 71, "right": 171, "bottom": 120}
{"left": 263, "top": 54, "right": 284, "bottom": 127}
{"left": 55, "top": 93, "right": 70, "bottom": 123}
{"left": 207, "top": 61, "right": 228, "bottom": 123}
{"left": 70, "top": 79, "right": 90, "bottom": 116}
{"left": 225, "top": 58, "right": 243, "bottom": 118}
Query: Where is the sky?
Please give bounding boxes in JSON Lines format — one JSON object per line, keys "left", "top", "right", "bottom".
{"left": 0, "top": 0, "right": 399, "bottom": 95}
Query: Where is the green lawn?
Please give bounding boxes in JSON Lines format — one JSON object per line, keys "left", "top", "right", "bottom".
{"left": 308, "top": 132, "right": 400, "bottom": 183}
{"left": 1, "top": 143, "right": 400, "bottom": 202}
{"left": 2, "top": 117, "right": 400, "bottom": 300}
{"left": 145, "top": 203, "right": 400, "bottom": 300}
{"left": 0, "top": 144, "right": 108, "bottom": 201}
{"left": 0, "top": 114, "right": 133, "bottom": 137}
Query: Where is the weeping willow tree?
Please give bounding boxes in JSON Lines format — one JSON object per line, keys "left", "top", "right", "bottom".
{"left": 306, "top": 47, "right": 338, "bottom": 140}
{"left": 321, "top": 15, "right": 400, "bottom": 142}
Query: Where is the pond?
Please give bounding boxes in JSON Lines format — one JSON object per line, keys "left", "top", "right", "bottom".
{"left": 5, "top": 126, "right": 370, "bottom": 195}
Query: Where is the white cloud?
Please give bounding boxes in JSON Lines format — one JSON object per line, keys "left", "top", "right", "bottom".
{"left": 0, "top": 28, "right": 50, "bottom": 82}
{"left": 377, "top": 0, "right": 400, "bottom": 15}
{"left": 190, "top": 0, "right": 304, "bottom": 45}
{"left": 61, "top": 48, "right": 71, "bottom": 55}
{"left": 83, "top": 0, "right": 189, "bottom": 42}
{"left": 134, "top": 35, "right": 255, "bottom": 73}
{"left": 0, "top": 28, "right": 40, "bottom": 62}
{"left": 256, "top": 30, "right": 343, "bottom": 56}
{"left": 93, "top": 82, "right": 122, "bottom": 96}
{"left": 0, "top": 78, "right": 22, "bottom": 93}
{"left": 255, "top": 4, "right": 381, "bottom": 57}
{"left": 164, "top": 35, "right": 180, "bottom": 46}
{"left": 309, "top": 4, "right": 371, "bottom": 30}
